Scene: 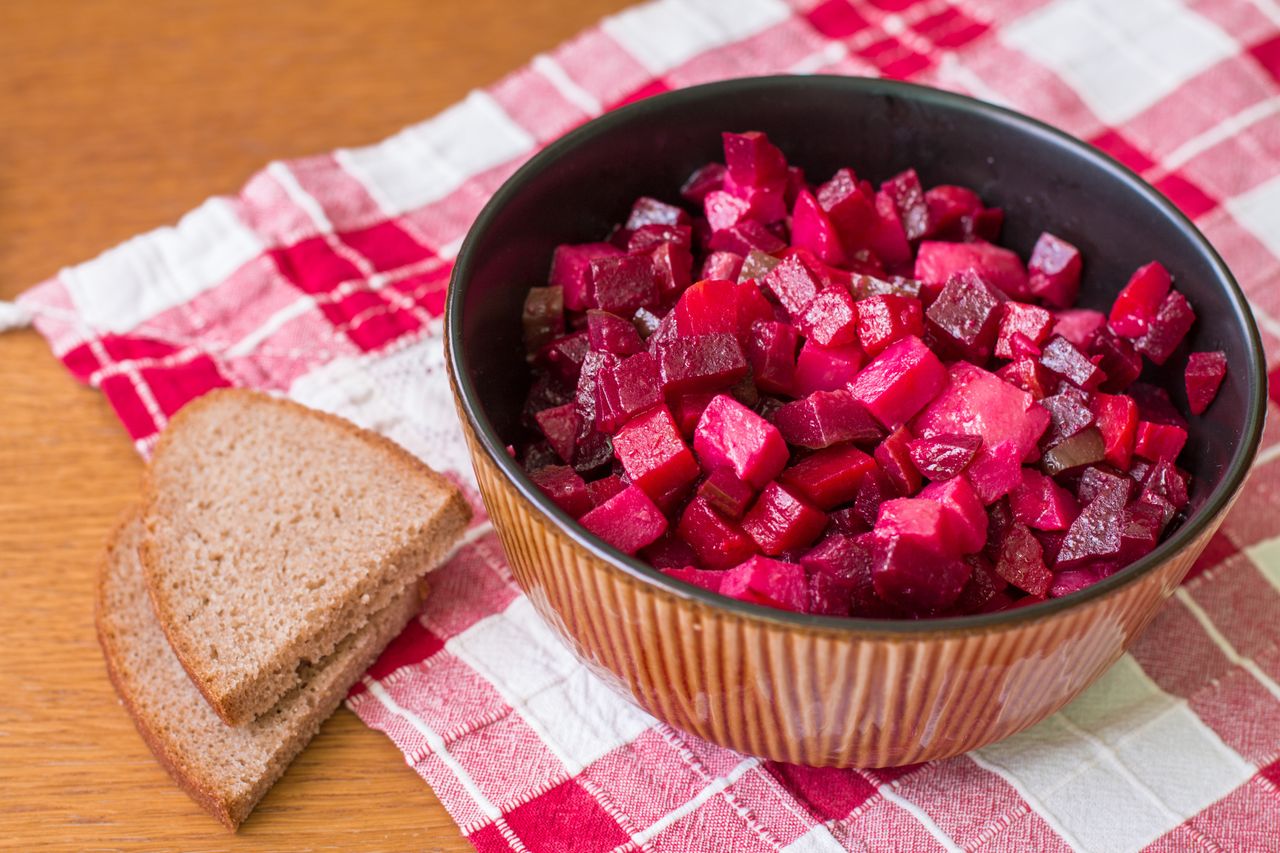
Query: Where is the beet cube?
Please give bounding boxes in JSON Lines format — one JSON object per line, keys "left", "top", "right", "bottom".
{"left": 540, "top": 331, "right": 591, "bottom": 383}
{"left": 1129, "top": 382, "right": 1188, "bottom": 429}
{"left": 997, "top": 357, "right": 1054, "bottom": 400}
{"left": 587, "top": 309, "right": 644, "bottom": 356}
{"left": 1039, "top": 386, "right": 1096, "bottom": 446}
{"left": 722, "top": 131, "right": 789, "bottom": 189}
{"left": 868, "top": 528, "right": 971, "bottom": 613}
{"left": 694, "top": 394, "right": 790, "bottom": 489}
{"left": 792, "top": 189, "right": 847, "bottom": 265}
{"left": 855, "top": 293, "right": 924, "bottom": 357}
{"left": 800, "top": 533, "right": 888, "bottom": 617}
{"left": 1040, "top": 335, "right": 1106, "bottom": 391}
{"left": 1141, "top": 459, "right": 1190, "bottom": 511}
{"left": 1134, "top": 420, "right": 1188, "bottom": 462}
{"left": 522, "top": 286, "right": 565, "bottom": 354}
{"left": 708, "top": 220, "right": 786, "bottom": 256}
{"left": 674, "top": 278, "right": 772, "bottom": 341}
{"left": 923, "top": 185, "right": 983, "bottom": 239}
{"left": 612, "top": 404, "right": 699, "bottom": 498}
{"left": 595, "top": 352, "right": 662, "bottom": 434}
{"left": 911, "top": 362, "right": 1051, "bottom": 501}
{"left": 670, "top": 392, "right": 715, "bottom": 437}
{"left": 779, "top": 443, "right": 877, "bottom": 509}
{"left": 534, "top": 402, "right": 580, "bottom": 464}
{"left": 1057, "top": 473, "right": 1126, "bottom": 569}
{"left": 926, "top": 270, "right": 1007, "bottom": 362}
{"left": 1027, "top": 233, "right": 1082, "bottom": 309}
{"left": 723, "top": 174, "right": 788, "bottom": 225}
{"left": 1009, "top": 468, "right": 1079, "bottom": 531}
{"left": 643, "top": 533, "right": 699, "bottom": 570}
{"left": 698, "top": 467, "right": 756, "bottom": 520}
{"left": 661, "top": 566, "right": 725, "bottom": 593}
{"left": 817, "top": 168, "right": 877, "bottom": 243}
{"left": 1090, "top": 392, "right": 1138, "bottom": 470}
{"left": 1050, "top": 568, "right": 1098, "bottom": 598}
{"left": 881, "top": 169, "right": 930, "bottom": 241}
{"left": 915, "top": 241, "right": 1029, "bottom": 302}
{"left": 649, "top": 242, "right": 694, "bottom": 298}
{"left": 849, "top": 335, "right": 947, "bottom": 428}
{"left": 1117, "top": 501, "right": 1164, "bottom": 563}
{"left": 579, "top": 485, "right": 668, "bottom": 555}
{"left": 719, "top": 554, "right": 808, "bottom": 612}
{"left": 551, "top": 242, "right": 625, "bottom": 311}
{"left": 680, "top": 162, "right": 726, "bottom": 205}
{"left": 994, "top": 522, "right": 1052, "bottom": 596}
{"left": 627, "top": 196, "right": 690, "bottom": 230}
{"left": 747, "top": 321, "right": 799, "bottom": 396}
{"left": 874, "top": 426, "right": 923, "bottom": 496}
{"left": 797, "top": 285, "right": 860, "bottom": 347}
{"left": 952, "top": 554, "right": 1008, "bottom": 613}
{"left": 700, "top": 250, "right": 744, "bottom": 282}
{"left": 1089, "top": 329, "right": 1143, "bottom": 392}
{"left": 703, "top": 189, "right": 751, "bottom": 232}
{"left": 907, "top": 433, "right": 981, "bottom": 480}
{"left": 1109, "top": 261, "right": 1171, "bottom": 338}
{"left": 996, "top": 302, "right": 1054, "bottom": 360}
{"left": 1185, "top": 351, "right": 1227, "bottom": 415}
{"left": 774, "top": 389, "right": 882, "bottom": 449}
{"left": 529, "top": 465, "right": 592, "bottom": 518}
{"left": 586, "top": 473, "right": 627, "bottom": 506}
{"left": 1134, "top": 290, "right": 1196, "bottom": 366}
{"left": 676, "top": 497, "right": 758, "bottom": 569}
{"left": 741, "top": 482, "right": 828, "bottom": 555}
{"left": 738, "top": 249, "right": 782, "bottom": 284}
{"left": 762, "top": 253, "right": 824, "bottom": 315}
{"left": 1042, "top": 426, "right": 1105, "bottom": 476}
{"left": 793, "top": 341, "right": 865, "bottom": 396}
{"left": 919, "top": 477, "right": 988, "bottom": 553}
{"left": 868, "top": 190, "right": 914, "bottom": 271}
{"left": 628, "top": 224, "right": 693, "bottom": 254}
{"left": 657, "top": 334, "right": 749, "bottom": 395}
{"left": 590, "top": 254, "right": 658, "bottom": 317}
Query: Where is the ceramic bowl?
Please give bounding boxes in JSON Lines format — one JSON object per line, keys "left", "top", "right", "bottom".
{"left": 446, "top": 76, "right": 1266, "bottom": 767}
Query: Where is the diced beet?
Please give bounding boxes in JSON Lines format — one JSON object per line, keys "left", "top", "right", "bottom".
{"left": 674, "top": 279, "right": 772, "bottom": 342}
{"left": 628, "top": 223, "right": 693, "bottom": 253}
{"left": 700, "top": 250, "right": 744, "bottom": 282}
{"left": 703, "top": 189, "right": 751, "bottom": 232}
{"left": 856, "top": 293, "right": 924, "bottom": 357}
{"left": 575, "top": 349, "right": 620, "bottom": 424}
{"left": 612, "top": 405, "right": 699, "bottom": 498}
{"left": 796, "top": 285, "right": 860, "bottom": 347}
{"left": 874, "top": 426, "right": 923, "bottom": 495}
{"left": 1134, "top": 290, "right": 1196, "bottom": 366}
{"left": 850, "top": 273, "right": 921, "bottom": 300}
{"left": 657, "top": 334, "right": 749, "bottom": 395}
{"left": 1089, "top": 329, "right": 1143, "bottom": 392}
{"left": 868, "top": 190, "right": 914, "bottom": 271}
{"left": 925, "top": 270, "right": 1007, "bottom": 362}
{"left": 670, "top": 392, "right": 715, "bottom": 437}
{"left": 681, "top": 162, "right": 726, "bottom": 204}
{"left": 923, "top": 185, "right": 983, "bottom": 240}
{"left": 643, "top": 533, "right": 699, "bottom": 570}
{"left": 595, "top": 352, "right": 662, "bottom": 434}
{"left": 575, "top": 427, "right": 616, "bottom": 475}
{"left": 534, "top": 402, "right": 580, "bottom": 464}
{"left": 817, "top": 168, "right": 877, "bottom": 244}
{"left": 676, "top": 497, "right": 758, "bottom": 568}
{"left": 762, "top": 253, "right": 823, "bottom": 315}
{"left": 849, "top": 335, "right": 947, "bottom": 428}
{"left": 1118, "top": 501, "right": 1164, "bottom": 563}
{"left": 773, "top": 389, "right": 882, "bottom": 449}
{"left": 739, "top": 249, "right": 782, "bottom": 284}
{"left": 741, "top": 482, "right": 827, "bottom": 555}
{"left": 952, "top": 554, "right": 1008, "bottom": 613}
{"left": 1129, "top": 382, "right": 1188, "bottom": 429}
{"left": 881, "top": 169, "right": 929, "bottom": 242}
{"left": 1109, "top": 261, "right": 1171, "bottom": 338}
{"left": 868, "top": 528, "right": 971, "bottom": 613}
{"left": 650, "top": 242, "right": 694, "bottom": 298}
{"left": 853, "top": 465, "right": 897, "bottom": 527}
{"left": 698, "top": 467, "right": 756, "bottom": 520}
{"left": 586, "top": 473, "right": 627, "bottom": 506}
{"left": 1090, "top": 392, "right": 1138, "bottom": 470}
{"left": 708, "top": 220, "right": 787, "bottom": 256}
{"left": 746, "top": 320, "right": 799, "bottom": 396}
{"left": 914, "top": 241, "right": 1029, "bottom": 301}
{"left": 994, "top": 522, "right": 1052, "bottom": 596}
{"left": 579, "top": 485, "right": 668, "bottom": 555}
{"left": 522, "top": 286, "right": 565, "bottom": 354}
{"left": 1027, "top": 233, "right": 1082, "bottom": 309}
{"left": 722, "top": 131, "right": 788, "bottom": 189}
{"left": 920, "top": 477, "right": 988, "bottom": 554}
{"left": 660, "top": 566, "right": 725, "bottom": 593}
{"left": 694, "top": 394, "right": 790, "bottom": 489}
{"left": 907, "top": 433, "right": 981, "bottom": 480}
{"left": 780, "top": 444, "right": 877, "bottom": 509}
{"left": 800, "top": 533, "right": 883, "bottom": 617}
{"left": 996, "top": 302, "right": 1054, "bottom": 360}
{"left": 1141, "top": 459, "right": 1189, "bottom": 511}
{"left": 1039, "top": 386, "right": 1096, "bottom": 446}
{"left": 911, "top": 362, "right": 1051, "bottom": 501}
{"left": 1134, "top": 420, "right": 1187, "bottom": 462}
{"left": 1077, "top": 467, "right": 1132, "bottom": 506}
{"left": 540, "top": 331, "right": 591, "bottom": 383}
{"left": 722, "top": 175, "right": 788, "bottom": 225}
{"left": 1185, "top": 351, "right": 1227, "bottom": 415}
{"left": 792, "top": 341, "right": 865, "bottom": 396}
{"left": 529, "top": 465, "right": 592, "bottom": 518}
{"left": 1009, "top": 468, "right": 1080, "bottom": 531}
{"left": 1053, "top": 309, "right": 1107, "bottom": 349}
{"left": 1042, "top": 426, "right": 1105, "bottom": 476}
{"left": 1040, "top": 335, "right": 1106, "bottom": 391}
{"left": 719, "top": 554, "right": 808, "bottom": 612}
{"left": 587, "top": 309, "right": 644, "bottom": 356}
{"left": 1057, "top": 472, "right": 1127, "bottom": 569}
{"left": 827, "top": 506, "right": 869, "bottom": 535}
{"left": 551, "top": 242, "right": 625, "bottom": 311}
{"left": 997, "top": 358, "right": 1054, "bottom": 400}
{"left": 590, "top": 254, "right": 658, "bottom": 317}
{"left": 791, "top": 189, "right": 847, "bottom": 265}
{"left": 1050, "top": 569, "right": 1098, "bottom": 598}
{"left": 627, "top": 196, "right": 690, "bottom": 230}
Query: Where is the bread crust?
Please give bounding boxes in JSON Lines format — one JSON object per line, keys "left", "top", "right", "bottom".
{"left": 138, "top": 387, "right": 470, "bottom": 725}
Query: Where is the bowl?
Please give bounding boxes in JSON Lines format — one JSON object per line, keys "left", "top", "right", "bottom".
{"left": 445, "top": 76, "right": 1266, "bottom": 767}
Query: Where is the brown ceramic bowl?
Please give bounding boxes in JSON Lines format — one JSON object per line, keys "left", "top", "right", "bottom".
{"left": 445, "top": 76, "right": 1267, "bottom": 767}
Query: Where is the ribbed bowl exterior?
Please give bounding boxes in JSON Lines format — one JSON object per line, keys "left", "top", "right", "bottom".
{"left": 459, "top": 414, "right": 1227, "bottom": 767}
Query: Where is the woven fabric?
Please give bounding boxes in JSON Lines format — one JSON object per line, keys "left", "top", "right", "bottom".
{"left": 17, "top": 1, "right": 1280, "bottom": 849}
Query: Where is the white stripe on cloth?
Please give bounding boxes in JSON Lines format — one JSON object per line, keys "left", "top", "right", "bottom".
{"left": 0, "top": 300, "right": 33, "bottom": 332}
{"left": 624, "top": 757, "right": 760, "bottom": 848}
{"left": 531, "top": 54, "right": 603, "bottom": 116}
{"left": 876, "top": 784, "right": 963, "bottom": 853}
{"left": 1174, "top": 588, "right": 1280, "bottom": 701}
{"left": 1248, "top": 534, "right": 1280, "bottom": 593}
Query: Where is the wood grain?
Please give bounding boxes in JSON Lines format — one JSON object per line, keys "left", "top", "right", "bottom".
{"left": 0, "top": 1, "right": 628, "bottom": 848}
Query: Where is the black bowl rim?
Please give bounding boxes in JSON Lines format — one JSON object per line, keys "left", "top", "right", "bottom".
{"left": 447, "top": 74, "right": 1268, "bottom": 636}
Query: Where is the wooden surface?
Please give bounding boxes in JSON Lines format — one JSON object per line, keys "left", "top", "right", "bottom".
{"left": 0, "top": 2, "right": 629, "bottom": 849}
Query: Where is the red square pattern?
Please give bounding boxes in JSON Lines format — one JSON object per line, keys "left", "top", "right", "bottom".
{"left": 489, "top": 67, "right": 592, "bottom": 145}
{"left": 500, "top": 779, "right": 632, "bottom": 853}
{"left": 913, "top": 6, "right": 989, "bottom": 50}
{"left": 288, "top": 153, "right": 387, "bottom": 233}
{"left": 609, "top": 78, "right": 671, "bottom": 111}
{"left": 890, "top": 756, "right": 1032, "bottom": 850}
{"left": 806, "top": 0, "right": 872, "bottom": 39}
{"left": 838, "top": 795, "right": 949, "bottom": 852}
{"left": 726, "top": 766, "right": 824, "bottom": 849}
{"left": 389, "top": 262, "right": 452, "bottom": 317}
{"left": 318, "top": 289, "right": 422, "bottom": 353}
{"left": 1147, "top": 775, "right": 1280, "bottom": 852}
{"left": 100, "top": 373, "right": 160, "bottom": 442}
{"left": 1187, "top": 664, "right": 1280, "bottom": 765}
{"left": 766, "top": 762, "right": 877, "bottom": 822}
{"left": 1153, "top": 172, "right": 1219, "bottom": 220}
{"left": 271, "top": 236, "right": 362, "bottom": 296}
{"left": 665, "top": 18, "right": 826, "bottom": 90}
{"left": 1128, "top": 594, "right": 1233, "bottom": 699}
{"left": 364, "top": 616, "right": 445, "bottom": 681}
{"left": 234, "top": 168, "right": 317, "bottom": 248}
{"left": 580, "top": 728, "right": 707, "bottom": 830}
{"left": 1188, "top": 551, "right": 1280, "bottom": 660}
{"left": 360, "top": 653, "right": 510, "bottom": 745}
{"left": 1251, "top": 33, "right": 1280, "bottom": 83}
{"left": 1217, "top": 455, "right": 1280, "bottom": 548}
{"left": 338, "top": 220, "right": 434, "bottom": 273}
{"left": 647, "top": 790, "right": 777, "bottom": 853}
{"left": 140, "top": 354, "right": 231, "bottom": 418}
{"left": 422, "top": 532, "right": 521, "bottom": 639}
{"left": 1185, "top": 528, "right": 1242, "bottom": 583}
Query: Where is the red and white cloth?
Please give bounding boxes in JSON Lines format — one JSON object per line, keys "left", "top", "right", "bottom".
{"left": 11, "top": 0, "right": 1280, "bottom": 849}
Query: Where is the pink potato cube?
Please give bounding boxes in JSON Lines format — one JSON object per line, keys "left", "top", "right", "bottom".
{"left": 579, "top": 485, "right": 668, "bottom": 555}
{"left": 693, "top": 394, "right": 790, "bottom": 489}
{"left": 796, "top": 285, "right": 860, "bottom": 347}
{"left": 919, "top": 477, "right": 988, "bottom": 554}
{"left": 995, "top": 302, "right": 1054, "bottom": 360}
{"left": 848, "top": 335, "right": 947, "bottom": 428}
{"left": 612, "top": 405, "right": 699, "bottom": 498}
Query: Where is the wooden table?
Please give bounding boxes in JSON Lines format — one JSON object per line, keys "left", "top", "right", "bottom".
{"left": 0, "top": 2, "right": 629, "bottom": 848}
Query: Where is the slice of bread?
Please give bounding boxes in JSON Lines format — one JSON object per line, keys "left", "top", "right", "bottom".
{"left": 141, "top": 388, "right": 470, "bottom": 725}
{"left": 98, "top": 512, "right": 423, "bottom": 830}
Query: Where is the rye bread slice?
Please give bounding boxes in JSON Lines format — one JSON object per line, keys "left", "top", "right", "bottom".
{"left": 98, "top": 512, "right": 422, "bottom": 830}
{"left": 141, "top": 388, "right": 469, "bottom": 725}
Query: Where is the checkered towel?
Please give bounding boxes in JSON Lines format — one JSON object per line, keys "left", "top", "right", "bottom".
{"left": 11, "top": 0, "right": 1280, "bottom": 849}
